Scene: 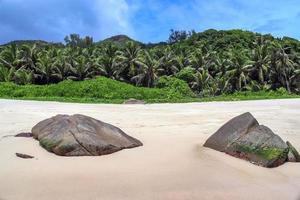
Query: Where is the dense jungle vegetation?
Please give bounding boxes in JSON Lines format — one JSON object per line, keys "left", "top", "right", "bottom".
{"left": 0, "top": 29, "right": 299, "bottom": 102}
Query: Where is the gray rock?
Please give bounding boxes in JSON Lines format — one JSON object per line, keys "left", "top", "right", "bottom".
{"left": 204, "top": 112, "right": 297, "bottom": 168}
{"left": 287, "top": 141, "right": 300, "bottom": 162}
{"left": 15, "top": 132, "right": 33, "bottom": 138}
{"left": 204, "top": 112, "right": 259, "bottom": 152}
{"left": 16, "top": 153, "right": 34, "bottom": 159}
{"left": 287, "top": 150, "right": 297, "bottom": 162}
{"left": 123, "top": 98, "right": 145, "bottom": 104}
{"left": 31, "top": 114, "right": 143, "bottom": 156}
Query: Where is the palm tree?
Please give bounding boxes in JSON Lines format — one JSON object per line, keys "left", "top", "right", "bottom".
{"left": 251, "top": 37, "right": 270, "bottom": 84}
{"left": 131, "top": 51, "right": 158, "bottom": 87}
{"left": 270, "top": 43, "right": 296, "bottom": 92}
{"left": 0, "top": 65, "right": 15, "bottom": 82}
{"left": 156, "top": 47, "right": 178, "bottom": 76}
{"left": 191, "top": 69, "right": 212, "bottom": 94}
{"left": 18, "top": 44, "right": 38, "bottom": 70}
{"left": 116, "top": 41, "right": 141, "bottom": 81}
{"left": 173, "top": 51, "right": 190, "bottom": 72}
{"left": 214, "top": 54, "right": 231, "bottom": 78}
{"left": 52, "top": 55, "right": 71, "bottom": 81}
{"left": 97, "top": 43, "right": 118, "bottom": 78}
{"left": 14, "top": 68, "right": 33, "bottom": 85}
{"left": 227, "top": 50, "right": 253, "bottom": 91}
{"left": 0, "top": 44, "right": 21, "bottom": 69}
{"left": 68, "top": 55, "right": 95, "bottom": 81}
{"left": 209, "top": 77, "right": 230, "bottom": 96}
{"left": 188, "top": 48, "right": 211, "bottom": 72}
{"left": 34, "top": 54, "right": 55, "bottom": 84}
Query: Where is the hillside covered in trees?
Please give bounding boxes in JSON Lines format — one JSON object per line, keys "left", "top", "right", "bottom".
{"left": 0, "top": 29, "right": 300, "bottom": 100}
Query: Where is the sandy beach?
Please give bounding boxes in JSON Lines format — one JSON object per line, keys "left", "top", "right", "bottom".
{"left": 0, "top": 99, "right": 299, "bottom": 200}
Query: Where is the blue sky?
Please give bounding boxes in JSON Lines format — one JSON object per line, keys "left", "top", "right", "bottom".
{"left": 0, "top": 0, "right": 300, "bottom": 44}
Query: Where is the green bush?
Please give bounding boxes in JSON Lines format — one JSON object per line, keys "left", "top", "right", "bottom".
{"left": 276, "top": 87, "right": 289, "bottom": 95}
{"left": 0, "top": 76, "right": 194, "bottom": 102}
{"left": 0, "top": 77, "right": 298, "bottom": 104}
{"left": 175, "top": 67, "right": 196, "bottom": 83}
{"left": 156, "top": 76, "right": 195, "bottom": 98}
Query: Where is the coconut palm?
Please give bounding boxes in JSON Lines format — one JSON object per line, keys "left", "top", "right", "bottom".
{"left": 156, "top": 47, "right": 178, "bottom": 76}
{"left": 226, "top": 50, "right": 253, "bottom": 91}
{"left": 270, "top": 43, "right": 295, "bottom": 92}
{"left": 251, "top": 37, "right": 270, "bottom": 84}
{"left": 116, "top": 41, "right": 141, "bottom": 81}
{"left": 34, "top": 54, "right": 55, "bottom": 84}
{"left": 188, "top": 48, "right": 211, "bottom": 72}
{"left": 68, "top": 55, "right": 95, "bottom": 81}
{"left": 209, "top": 77, "right": 230, "bottom": 96}
{"left": 131, "top": 51, "right": 158, "bottom": 87}
{"left": 18, "top": 44, "right": 38, "bottom": 70}
{"left": 52, "top": 55, "right": 71, "bottom": 81}
{"left": 213, "top": 54, "right": 231, "bottom": 78}
{"left": 14, "top": 68, "right": 33, "bottom": 85}
{"left": 172, "top": 50, "right": 190, "bottom": 72}
{"left": 97, "top": 43, "right": 118, "bottom": 78}
{"left": 191, "top": 69, "right": 212, "bottom": 94}
{"left": 0, "top": 44, "right": 21, "bottom": 69}
{"left": 0, "top": 65, "right": 15, "bottom": 82}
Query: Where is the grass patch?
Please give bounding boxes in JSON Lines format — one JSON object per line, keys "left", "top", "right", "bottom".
{"left": 0, "top": 77, "right": 299, "bottom": 104}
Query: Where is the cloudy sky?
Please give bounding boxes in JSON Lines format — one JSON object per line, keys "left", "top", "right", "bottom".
{"left": 0, "top": 0, "right": 299, "bottom": 44}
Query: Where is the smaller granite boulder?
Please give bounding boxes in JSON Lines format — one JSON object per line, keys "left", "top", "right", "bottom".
{"left": 15, "top": 132, "right": 33, "bottom": 138}
{"left": 31, "top": 114, "right": 143, "bottom": 156}
{"left": 204, "top": 112, "right": 300, "bottom": 168}
{"left": 16, "top": 153, "right": 34, "bottom": 159}
{"left": 123, "top": 98, "right": 145, "bottom": 104}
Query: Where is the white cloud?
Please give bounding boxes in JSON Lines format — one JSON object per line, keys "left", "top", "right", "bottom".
{"left": 0, "top": 0, "right": 136, "bottom": 43}
{"left": 92, "top": 0, "right": 136, "bottom": 39}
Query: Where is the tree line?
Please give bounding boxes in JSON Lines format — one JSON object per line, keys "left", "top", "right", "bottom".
{"left": 0, "top": 29, "right": 299, "bottom": 96}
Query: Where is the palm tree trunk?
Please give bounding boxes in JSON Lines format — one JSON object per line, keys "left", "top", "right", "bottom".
{"left": 258, "top": 67, "right": 264, "bottom": 83}
{"left": 238, "top": 77, "right": 242, "bottom": 91}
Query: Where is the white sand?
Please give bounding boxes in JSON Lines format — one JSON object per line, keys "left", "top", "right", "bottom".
{"left": 0, "top": 99, "right": 299, "bottom": 200}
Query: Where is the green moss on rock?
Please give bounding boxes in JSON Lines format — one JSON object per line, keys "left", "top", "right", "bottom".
{"left": 40, "top": 138, "right": 60, "bottom": 151}
{"left": 237, "top": 145, "right": 287, "bottom": 161}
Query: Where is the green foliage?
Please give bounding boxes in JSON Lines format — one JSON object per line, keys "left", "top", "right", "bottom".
{"left": 237, "top": 144, "right": 287, "bottom": 161}
{"left": 276, "top": 87, "right": 289, "bottom": 95}
{"left": 156, "top": 76, "right": 194, "bottom": 98}
{"left": 175, "top": 67, "right": 196, "bottom": 83}
{"left": 0, "top": 29, "right": 300, "bottom": 101}
{"left": 64, "top": 33, "right": 93, "bottom": 48}
{"left": 0, "top": 76, "right": 194, "bottom": 102}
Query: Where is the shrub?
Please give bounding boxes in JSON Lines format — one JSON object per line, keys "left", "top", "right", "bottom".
{"left": 276, "top": 87, "right": 289, "bottom": 95}
{"left": 0, "top": 76, "right": 194, "bottom": 102}
{"left": 156, "top": 76, "right": 195, "bottom": 98}
{"left": 175, "top": 67, "right": 195, "bottom": 84}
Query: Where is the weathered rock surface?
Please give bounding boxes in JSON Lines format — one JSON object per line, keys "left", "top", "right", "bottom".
{"left": 16, "top": 153, "right": 34, "bottom": 159}
{"left": 204, "top": 112, "right": 300, "bottom": 168}
{"left": 31, "top": 114, "right": 143, "bottom": 156}
{"left": 123, "top": 98, "right": 145, "bottom": 104}
{"left": 287, "top": 141, "right": 300, "bottom": 162}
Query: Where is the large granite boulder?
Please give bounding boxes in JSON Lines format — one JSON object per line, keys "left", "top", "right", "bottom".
{"left": 32, "top": 114, "right": 143, "bottom": 156}
{"left": 204, "top": 112, "right": 300, "bottom": 168}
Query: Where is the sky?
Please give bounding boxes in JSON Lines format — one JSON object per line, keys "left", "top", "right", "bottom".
{"left": 0, "top": 0, "right": 300, "bottom": 44}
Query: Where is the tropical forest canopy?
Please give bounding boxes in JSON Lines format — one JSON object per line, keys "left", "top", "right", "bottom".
{"left": 0, "top": 29, "right": 300, "bottom": 97}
